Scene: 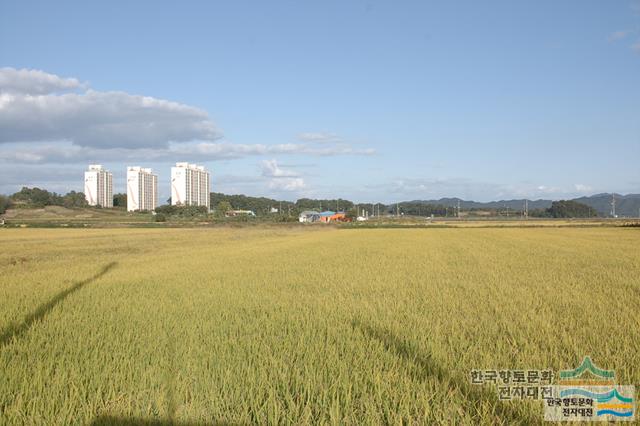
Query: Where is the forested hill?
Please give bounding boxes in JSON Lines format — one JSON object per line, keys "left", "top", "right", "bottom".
{"left": 402, "top": 194, "right": 639, "bottom": 217}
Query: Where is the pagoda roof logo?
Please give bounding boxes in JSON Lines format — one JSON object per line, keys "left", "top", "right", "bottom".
{"left": 559, "top": 356, "right": 615, "bottom": 385}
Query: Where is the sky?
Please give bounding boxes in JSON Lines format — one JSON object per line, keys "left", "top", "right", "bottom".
{"left": 0, "top": 0, "right": 639, "bottom": 203}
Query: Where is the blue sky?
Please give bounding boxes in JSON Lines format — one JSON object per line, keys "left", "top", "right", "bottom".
{"left": 1, "top": 0, "right": 638, "bottom": 202}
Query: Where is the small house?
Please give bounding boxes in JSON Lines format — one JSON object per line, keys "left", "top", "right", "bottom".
{"left": 299, "top": 211, "right": 321, "bottom": 223}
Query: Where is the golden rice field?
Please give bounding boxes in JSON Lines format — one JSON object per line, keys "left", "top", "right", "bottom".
{"left": 0, "top": 226, "right": 639, "bottom": 425}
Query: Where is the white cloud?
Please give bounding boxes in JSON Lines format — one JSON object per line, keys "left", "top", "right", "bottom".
{"left": 261, "top": 159, "right": 299, "bottom": 177}
{"left": 261, "top": 159, "right": 305, "bottom": 191}
{"left": 0, "top": 140, "right": 375, "bottom": 164}
{"left": 0, "top": 67, "right": 85, "bottom": 95}
{"left": 0, "top": 68, "right": 375, "bottom": 160}
{"left": 297, "top": 132, "right": 341, "bottom": 143}
{"left": 268, "top": 178, "right": 305, "bottom": 191}
{"left": 535, "top": 185, "right": 563, "bottom": 194}
{"left": 190, "top": 141, "right": 373, "bottom": 158}
{"left": 574, "top": 184, "right": 592, "bottom": 192}
{"left": 0, "top": 67, "right": 220, "bottom": 149}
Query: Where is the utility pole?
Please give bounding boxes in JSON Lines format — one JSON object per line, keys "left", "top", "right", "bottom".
{"left": 457, "top": 200, "right": 461, "bottom": 218}
{"left": 396, "top": 202, "right": 399, "bottom": 217}
{"left": 610, "top": 193, "right": 616, "bottom": 218}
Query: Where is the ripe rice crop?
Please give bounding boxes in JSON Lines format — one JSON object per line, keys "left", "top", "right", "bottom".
{"left": 1, "top": 227, "right": 638, "bottom": 424}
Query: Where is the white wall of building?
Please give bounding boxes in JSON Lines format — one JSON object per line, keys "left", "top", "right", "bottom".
{"left": 171, "top": 162, "right": 210, "bottom": 209}
{"left": 84, "top": 165, "right": 113, "bottom": 207}
{"left": 127, "top": 167, "right": 158, "bottom": 212}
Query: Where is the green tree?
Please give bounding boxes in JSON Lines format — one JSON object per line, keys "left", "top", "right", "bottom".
{"left": 113, "top": 193, "right": 127, "bottom": 208}
{"left": 10, "top": 187, "right": 61, "bottom": 207}
{"left": 216, "top": 201, "right": 232, "bottom": 217}
{"left": 531, "top": 200, "right": 598, "bottom": 218}
{"left": 62, "top": 191, "right": 88, "bottom": 208}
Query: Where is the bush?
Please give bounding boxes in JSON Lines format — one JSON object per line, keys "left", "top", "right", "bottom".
{"left": 155, "top": 205, "right": 208, "bottom": 218}
{"left": 0, "top": 195, "right": 12, "bottom": 214}
{"left": 154, "top": 213, "right": 167, "bottom": 222}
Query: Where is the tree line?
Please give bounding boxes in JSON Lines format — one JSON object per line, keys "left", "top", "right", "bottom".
{"left": 0, "top": 187, "right": 600, "bottom": 219}
{"left": 6, "top": 187, "right": 88, "bottom": 209}
{"left": 529, "top": 200, "right": 599, "bottom": 218}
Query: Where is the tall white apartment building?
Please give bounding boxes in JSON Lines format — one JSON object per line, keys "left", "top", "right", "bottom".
{"left": 84, "top": 165, "right": 113, "bottom": 207}
{"left": 171, "top": 162, "right": 210, "bottom": 209}
{"left": 126, "top": 167, "right": 158, "bottom": 212}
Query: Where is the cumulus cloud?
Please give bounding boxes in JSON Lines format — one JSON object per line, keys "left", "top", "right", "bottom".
{"left": 261, "top": 159, "right": 305, "bottom": 191}
{"left": 0, "top": 67, "right": 220, "bottom": 149}
{"left": 0, "top": 67, "right": 85, "bottom": 95}
{"left": 261, "top": 159, "right": 299, "bottom": 177}
{"left": 0, "top": 68, "right": 376, "bottom": 162}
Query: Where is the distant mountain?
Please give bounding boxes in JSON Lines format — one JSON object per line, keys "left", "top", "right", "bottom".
{"left": 406, "top": 194, "right": 640, "bottom": 217}
{"left": 407, "top": 198, "right": 552, "bottom": 211}
{"left": 572, "top": 193, "right": 640, "bottom": 217}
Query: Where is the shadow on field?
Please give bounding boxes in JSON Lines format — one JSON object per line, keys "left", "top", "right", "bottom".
{"left": 90, "top": 416, "right": 240, "bottom": 426}
{"left": 351, "top": 319, "right": 536, "bottom": 424}
{"left": 0, "top": 261, "right": 117, "bottom": 348}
